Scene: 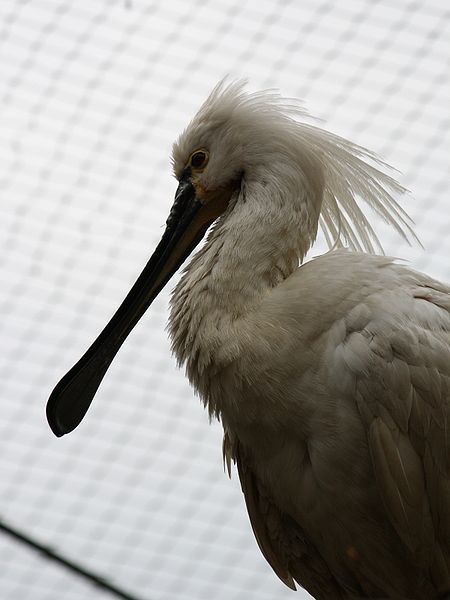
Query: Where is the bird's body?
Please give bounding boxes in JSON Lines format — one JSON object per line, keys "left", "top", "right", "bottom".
{"left": 167, "top": 83, "right": 450, "bottom": 598}
{"left": 47, "top": 81, "right": 450, "bottom": 599}
{"left": 171, "top": 248, "right": 450, "bottom": 599}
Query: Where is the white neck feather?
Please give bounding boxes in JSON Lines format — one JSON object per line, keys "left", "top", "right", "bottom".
{"left": 168, "top": 167, "right": 322, "bottom": 407}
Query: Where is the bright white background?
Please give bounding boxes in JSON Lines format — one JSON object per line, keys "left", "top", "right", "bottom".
{"left": 0, "top": 1, "right": 449, "bottom": 599}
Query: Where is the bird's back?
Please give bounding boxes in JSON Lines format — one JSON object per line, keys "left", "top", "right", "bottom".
{"left": 223, "top": 251, "right": 450, "bottom": 599}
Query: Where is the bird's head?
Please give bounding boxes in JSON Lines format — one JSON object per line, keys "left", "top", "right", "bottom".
{"left": 171, "top": 79, "right": 416, "bottom": 255}
{"left": 47, "top": 80, "right": 416, "bottom": 437}
{"left": 171, "top": 81, "right": 324, "bottom": 219}
{"left": 172, "top": 81, "right": 267, "bottom": 191}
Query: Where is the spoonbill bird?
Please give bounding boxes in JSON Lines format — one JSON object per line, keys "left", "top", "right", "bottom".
{"left": 47, "top": 81, "right": 450, "bottom": 599}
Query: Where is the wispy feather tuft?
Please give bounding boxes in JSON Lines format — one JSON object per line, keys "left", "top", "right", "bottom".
{"left": 297, "top": 123, "right": 419, "bottom": 253}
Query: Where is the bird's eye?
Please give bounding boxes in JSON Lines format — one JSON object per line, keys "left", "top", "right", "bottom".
{"left": 189, "top": 150, "right": 209, "bottom": 170}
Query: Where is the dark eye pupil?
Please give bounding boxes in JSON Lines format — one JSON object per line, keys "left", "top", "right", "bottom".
{"left": 191, "top": 152, "right": 206, "bottom": 168}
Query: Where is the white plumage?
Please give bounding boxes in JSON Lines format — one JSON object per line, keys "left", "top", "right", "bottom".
{"left": 47, "top": 81, "right": 450, "bottom": 599}
{"left": 169, "top": 82, "right": 450, "bottom": 599}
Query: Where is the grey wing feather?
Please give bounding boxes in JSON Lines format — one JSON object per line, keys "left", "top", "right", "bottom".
{"left": 223, "top": 431, "right": 349, "bottom": 599}
{"left": 223, "top": 430, "right": 296, "bottom": 589}
{"left": 356, "top": 289, "right": 450, "bottom": 589}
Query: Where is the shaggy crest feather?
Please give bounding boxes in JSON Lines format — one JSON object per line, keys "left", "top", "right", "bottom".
{"left": 173, "top": 79, "right": 418, "bottom": 254}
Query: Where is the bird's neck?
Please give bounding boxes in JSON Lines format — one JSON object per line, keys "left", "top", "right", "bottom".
{"left": 168, "top": 178, "right": 321, "bottom": 407}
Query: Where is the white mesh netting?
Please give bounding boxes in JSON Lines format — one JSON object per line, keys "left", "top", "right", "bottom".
{"left": 0, "top": 1, "right": 449, "bottom": 599}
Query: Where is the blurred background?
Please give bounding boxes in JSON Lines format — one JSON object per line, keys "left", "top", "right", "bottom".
{"left": 0, "top": 1, "right": 449, "bottom": 599}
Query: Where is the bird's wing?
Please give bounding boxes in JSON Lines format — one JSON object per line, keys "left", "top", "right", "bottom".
{"left": 223, "top": 431, "right": 349, "bottom": 599}
{"left": 347, "top": 286, "right": 450, "bottom": 587}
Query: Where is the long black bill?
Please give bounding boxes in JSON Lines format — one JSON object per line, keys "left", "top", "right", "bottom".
{"left": 47, "top": 175, "right": 216, "bottom": 437}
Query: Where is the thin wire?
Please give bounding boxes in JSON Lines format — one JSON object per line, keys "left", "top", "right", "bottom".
{"left": 0, "top": 518, "right": 148, "bottom": 600}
